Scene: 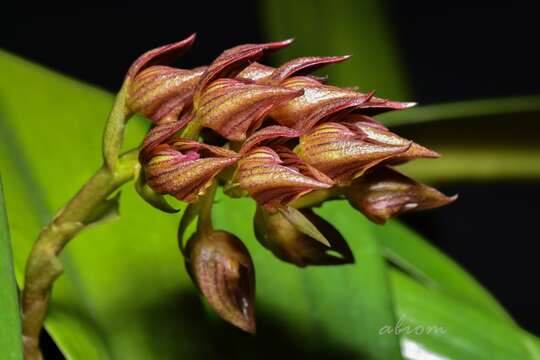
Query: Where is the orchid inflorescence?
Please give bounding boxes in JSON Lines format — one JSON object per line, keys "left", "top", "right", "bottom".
{"left": 123, "top": 34, "right": 455, "bottom": 333}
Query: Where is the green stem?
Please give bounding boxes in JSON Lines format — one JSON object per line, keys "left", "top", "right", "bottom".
{"left": 21, "top": 149, "right": 139, "bottom": 360}
{"left": 196, "top": 181, "right": 216, "bottom": 237}
{"left": 102, "top": 81, "right": 131, "bottom": 171}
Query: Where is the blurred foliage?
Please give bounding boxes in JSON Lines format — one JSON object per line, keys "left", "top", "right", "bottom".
{"left": 261, "top": 0, "right": 409, "bottom": 100}
{"left": 0, "top": 178, "right": 23, "bottom": 360}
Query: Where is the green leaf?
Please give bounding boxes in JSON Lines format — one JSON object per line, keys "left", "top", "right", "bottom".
{"left": 390, "top": 270, "right": 540, "bottom": 360}
{"left": 378, "top": 220, "right": 513, "bottom": 324}
{"left": 0, "top": 176, "right": 23, "bottom": 360}
{"left": 260, "top": 0, "right": 409, "bottom": 100}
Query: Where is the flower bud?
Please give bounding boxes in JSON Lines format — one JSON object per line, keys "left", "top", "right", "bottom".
{"left": 144, "top": 139, "right": 238, "bottom": 202}
{"left": 254, "top": 207, "right": 353, "bottom": 267}
{"left": 296, "top": 122, "right": 410, "bottom": 185}
{"left": 346, "top": 166, "right": 457, "bottom": 224}
{"left": 197, "top": 78, "right": 303, "bottom": 141}
{"left": 233, "top": 146, "right": 333, "bottom": 211}
{"left": 127, "top": 66, "right": 205, "bottom": 124}
{"left": 240, "top": 125, "right": 301, "bottom": 155}
{"left": 138, "top": 113, "right": 194, "bottom": 161}
{"left": 126, "top": 33, "right": 196, "bottom": 80}
{"left": 193, "top": 39, "right": 293, "bottom": 106}
{"left": 270, "top": 77, "right": 415, "bottom": 130}
{"left": 236, "top": 62, "right": 276, "bottom": 82}
{"left": 266, "top": 55, "right": 350, "bottom": 85}
{"left": 344, "top": 116, "right": 440, "bottom": 161}
{"left": 185, "top": 230, "right": 256, "bottom": 333}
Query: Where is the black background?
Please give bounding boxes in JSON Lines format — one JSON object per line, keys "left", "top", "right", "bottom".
{"left": 2, "top": 1, "right": 539, "bottom": 353}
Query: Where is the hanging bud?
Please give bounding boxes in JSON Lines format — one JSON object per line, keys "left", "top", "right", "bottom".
{"left": 296, "top": 122, "right": 410, "bottom": 185}
{"left": 193, "top": 39, "right": 293, "bottom": 106}
{"left": 346, "top": 166, "right": 457, "bottom": 224}
{"left": 144, "top": 140, "right": 238, "bottom": 202}
{"left": 185, "top": 230, "right": 256, "bottom": 333}
{"left": 127, "top": 66, "right": 205, "bottom": 124}
{"left": 254, "top": 206, "right": 353, "bottom": 267}
{"left": 197, "top": 78, "right": 303, "bottom": 141}
{"left": 233, "top": 146, "right": 333, "bottom": 211}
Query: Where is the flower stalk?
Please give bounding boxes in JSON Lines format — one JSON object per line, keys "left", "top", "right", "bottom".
{"left": 21, "top": 34, "right": 457, "bottom": 358}
{"left": 21, "top": 149, "right": 139, "bottom": 360}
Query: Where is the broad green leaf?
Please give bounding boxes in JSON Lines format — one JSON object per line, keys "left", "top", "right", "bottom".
{"left": 378, "top": 220, "right": 513, "bottom": 324}
{"left": 0, "top": 177, "right": 23, "bottom": 360}
{"left": 260, "top": 0, "right": 409, "bottom": 100}
{"left": 390, "top": 270, "right": 540, "bottom": 360}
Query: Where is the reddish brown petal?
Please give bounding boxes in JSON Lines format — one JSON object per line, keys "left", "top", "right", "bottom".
{"left": 185, "top": 230, "right": 256, "bottom": 333}
{"left": 271, "top": 77, "right": 372, "bottom": 129}
{"left": 234, "top": 147, "right": 333, "bottom": 211}
{"left": 240, "top": 125, "right": 301, "bottom": 155}
{"left": 193, "top": 39, "right": 293, "bottom": 106}
{"left": 144, "top": 141, "right": 238, "bottom": 202}
{"left": 346, "top": 166, "right": 457, "bottom": 224}
{"left": 267, "top": 56, "right": 351, "bottom": 84}
{"left": 127, "top": 66, "right": 205, "bottom": 124}
{"left": 197, "top": 79, "right": 303, "bottom": 141}
{"left": 139, "top": 113, "right": 194, "bottom": 162}
{"left": 348, "top": 121, "right": 440, "bottom": 161}
{"left": 236, "top": 62, "right": 276, "bottom": 82}
{"left": 254, "top": 206, "right": 354, "bottom": 267}
{"left": 127, "top": 33, "right": 196, "bottom": 79}
{"left": 296, "top": 122, "right": 410, "bottom": 185}
{"left": 359, "top": 96, "right": 416, "bottom": 116}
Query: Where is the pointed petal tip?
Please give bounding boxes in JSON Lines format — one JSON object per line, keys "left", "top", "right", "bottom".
{"left": 403, "top": 101, "right": 417, "bottom": 108}
{"left": 266, "top": 38, "right": 294, "bottom": 50}
{"left": 235, "top": 317, "right": 257, "bottom": 334}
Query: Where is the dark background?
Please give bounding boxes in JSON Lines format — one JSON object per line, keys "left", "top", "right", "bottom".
{"left": 2, "top": 0, "right": 539, "bottom": 350}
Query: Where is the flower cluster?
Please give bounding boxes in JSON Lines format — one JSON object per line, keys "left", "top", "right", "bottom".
{"left": 124, "top": 34, "right": 455, "bottom": 333}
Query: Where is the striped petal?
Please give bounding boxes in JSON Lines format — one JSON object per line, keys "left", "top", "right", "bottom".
{"left": 234, "top": 147, "right": 333, "bottom": 211}
{"left": 193, "top": 39, "right": 293, "bottom": 106}
{"left": 236, "top": 62, "right": 276, "bottom": 82}
{"left": 296, "top": 122, "right": 410, "bottom": 185}
{"left": 127, "top": 33, "right": 196, "bottom": 79}
{"left": 127, "top": 66, "right": 205, "bottom": 124}
{"left": 270, "top": 76, "right": 372, "bottom": 130}
{"left": 266, "top": 56, "right": 350, "bottom": 85}
{"left": 346, "top": 166, "right": 457, "bottom": 224}
{"left": 144, "top": 140, "right": 238, "bottom": 202}
{"left": 138, "top": 112, "right": 195, "bottom": 161}
{"left": 254, "top": 206, "right": 354, "bottom": 267}
{"left": 185, "top": 230, "right": 256, "bottom": 333}
{"left": 197, "top": 78, "right": 303, "bottom": 141}
{"left": 240, "top": 125, "right": 301, "bottom": 155}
